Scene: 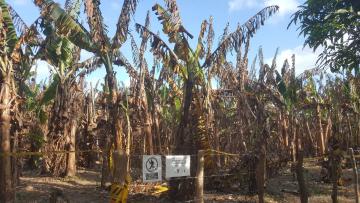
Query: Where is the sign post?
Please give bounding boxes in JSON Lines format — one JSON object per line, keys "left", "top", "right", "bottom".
{"left": 142, "top": 155, "right": 162, "bottom": 182}
{"left": 165, "top": 155, "right": 191, "bottom": 179}
{"left": 195, "top": 150, "right": 204, "bottom": 203}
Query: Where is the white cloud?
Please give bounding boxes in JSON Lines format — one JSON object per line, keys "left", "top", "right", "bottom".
{"left": 228, "top": 0, "right": 259, "bottom": 11}
{"left": 264, "top": 0, "right": 299, "bottom": 16}
{"left": 229, "top": 0, "right": 300, "bottom": 17}
{"left": 266, "top": 45, "right": 323, "bottom": 75}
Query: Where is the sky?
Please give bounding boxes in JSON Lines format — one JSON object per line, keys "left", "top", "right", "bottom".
{"left": 7, "top": 0, "right": 321, "bottom": 86}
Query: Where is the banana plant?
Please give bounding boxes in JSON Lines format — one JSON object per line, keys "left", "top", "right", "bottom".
{"left": 135, "top": 0, "right": 278, "bottom": 200}
{"left": 32, "top": 0, "right": 108, "bottom": 177}
{"left": 34, "top": 0, "right": 138, "bottom": 152}
{"left": 0, "top": 7, "right": 15, "bottom": 201}
{"left": 129, "top": 12, "right": 155, "bottom": 154}
{"left": 0, "top": 0, "right": 43, "bottom": 201}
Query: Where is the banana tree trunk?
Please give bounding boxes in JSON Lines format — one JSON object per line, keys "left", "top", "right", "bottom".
{"left": 144, "top": 104, "right": 153, "bottom": 155}
{"left": 324, "top": 115, "right": 332, "bottom": 152}
{"left": 254, "top": 102, "right": 267, "bottom": 203}
{"left": 11, "top": 130, "right": 19, "bottom": 187}
{"left": 346, "top": 114, "right": 353, "bottom": 148}
{"left": 175, "top": 79, "right": 194, "bottom": 151}
{"left": 153, "top": 107, "right": 162, "bottom": 154}
{"left": 43, "top": 83, "right": 68, "bottom": 176}
{"left": 44, "top": 80, "right": 80, "bottom": 177}
{"left": 214, "top": 121, "right": 221, "bottom": 166}
{"left": 66, "top": 119, "right": 77, "bottom": 176}
{"left": 170, "top": 72, "right": 195, "bottom": 201}
{"left": 291, "top": 115, "right": 297, "bottom": 162}
{"left": 13, "top": 79, "right": 28, "bottom": 187}
{"left": 104, "top": 58, "right": 123, "bottom": 151}
{"left": 0, "top": 72, "right": 15, "bottom": 203}
{"left": 84, "top": 97, "right": 96, "bottom": 168}
{"left": 103, "top": 57, "right": 132, "bottom": 191}
{"left": 357, "top": 115, "right": 360, "bottom": 146}
{"left": 305, "top": 121, "right": 315, "bottom": 155}
{"left": 66, "top": 79, "right": 84, "bottom": 176}
{"left": 100, "top": 134, "right": 111, "bottom": 188}
{"left": 256, "top": 144, "right": 266, "bottom": 203}
{"left": 316, "top": 104, "right": 325, "bottom": 155}
{"left": 281, "top": 113, "right": 289, "bottom": 148}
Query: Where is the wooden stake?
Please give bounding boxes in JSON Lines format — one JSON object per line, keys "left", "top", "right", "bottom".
{"left": 112, "top": 150, "right": 128, "bottom": 184}
{"left": 256, "top": 145, "right": 266, "bottom": 203}
{"left": 296, "top": 150, "right": 308, "bottom": 203}
{"left": 349, "top": 148, "right": 359, "bottom": 203}
{"left": 195, "top": 150, "right": 204, "bottom": 203}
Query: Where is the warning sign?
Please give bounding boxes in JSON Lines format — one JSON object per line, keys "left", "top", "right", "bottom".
{"left": 143, "top": 155, "right": 162, "bottom": 182}
{"left": 165, "top": 155, "right": 191, "bottom": 178}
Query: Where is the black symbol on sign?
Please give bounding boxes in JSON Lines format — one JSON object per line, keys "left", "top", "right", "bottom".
{"left": 146, "top": 157, "right": 158, "bottom": 172}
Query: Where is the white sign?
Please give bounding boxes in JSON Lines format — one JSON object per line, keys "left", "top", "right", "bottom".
{"left": 143, "top": 155, "right": 162, "bottom": 182}
{"left": 165, "top": 155, "right": 191, "bottom": 178}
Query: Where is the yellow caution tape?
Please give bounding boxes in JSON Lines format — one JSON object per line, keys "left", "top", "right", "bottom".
{"left": 0, "top": 149, "right": 103, "bottom": 157}
{"left": 206, "top": 149, "right": 240, "bottom": 157}
{"left": 110, "top": 174, "right": 131, "bottom": 203}
{"left": 344, "top": 155, "right": 360, "bottom": 159}
{"left": 151, "top": 185, "right": 169, "bottom": 195}
{"left": 110, "top": 183, "right": 126, "bottom": 203}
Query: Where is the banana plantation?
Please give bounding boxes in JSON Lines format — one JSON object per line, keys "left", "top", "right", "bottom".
{"left": 0, "top": 0, "right": 359, "bottom": 202}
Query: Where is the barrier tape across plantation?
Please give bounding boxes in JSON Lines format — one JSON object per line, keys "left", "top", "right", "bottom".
{"left": 7, "top": 148, "right": 346, "bottom": 159}
{"left": 0, "top": 148, "right": 241, "bottom": 157}
{"left": 0, "top": 149, "right": 104, "bottom": 157}
{"left": 0, "top": 148, "right": 312, "bottom": 202}
{"left": 110, "top": 175, "right": 131, "bottom": 203}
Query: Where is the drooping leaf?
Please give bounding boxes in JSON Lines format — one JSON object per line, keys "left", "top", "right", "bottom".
{"left": 8, "top": 5, "right": 28, "bottom": 36}
{"left": 138, "top": 11, "right": 151, "bottom": 75}
{"left": 65, "top": 0, "right": 82, "bottom": 19}
{"left": 275, "top": 70, "right": 287, "bottom": 97}
{"left": 76, "top": 56, "right": 102, "bottom": 77}
{"left": 129, "top": 33, "right": 140, "bottom": 69}
{"left": 84, "top": 0, "right": 109, "bottom": 51}
{"left": 0, "top": 0, "right": 18, "bottom": 53}
{"left": 194, "top": 20, "right": 207, "bottom": 60}
{"left": 135, "top": 24, "right": 180, "bottom": 73}
{"left": 35, "top": 0, "right": 96, "bottom": 52}
{"left": 38, "top": 109, "right": 48, "bottom": 124}
{"left": 40, "top": 74, "right": 60, "bottom": 105}
{"left": 205, "top": 16, "right": 214, "bottom": 60}
{"left": 113, "top": 51, "right": 139, "bottom": 80}
{"left": 37, "top": 35, "right": 74, "bottom": 71}
{"left": 112, "top": 0, "right": 138, "bottom": 49}
{"left": 152, "top": 2, "right": 192, "bottom": 43}
{"left": 203, "top": 6, "right": 279, "bottom": 68}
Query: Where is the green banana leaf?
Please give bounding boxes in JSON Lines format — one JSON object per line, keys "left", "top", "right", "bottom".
{"left": 0, "top": 0, "right": 18, "bottom": 53}
{"left": 40, "top": 74, "right": 60, "bottom": 105}
{"left": 38, "top": 0, "right": 97, "bottom": 53}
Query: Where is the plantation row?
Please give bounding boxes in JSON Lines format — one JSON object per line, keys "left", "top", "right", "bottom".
{"left": 0, "top": 0, "right": 359, "bottom": 202}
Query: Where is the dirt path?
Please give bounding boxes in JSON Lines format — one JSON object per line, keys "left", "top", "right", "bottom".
{"left": 266, "top": 158, "right": 356, "bottom": 203}
{"left": 15, "top": 159, "right": 359, "bottom": 202}
{"left": 16, "top": 169, "right": 108, "bottom": 203}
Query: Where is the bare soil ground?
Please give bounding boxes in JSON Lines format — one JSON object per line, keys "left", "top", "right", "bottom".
{"left": 15, "top": 159, "right": 358, "bottom": 202}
